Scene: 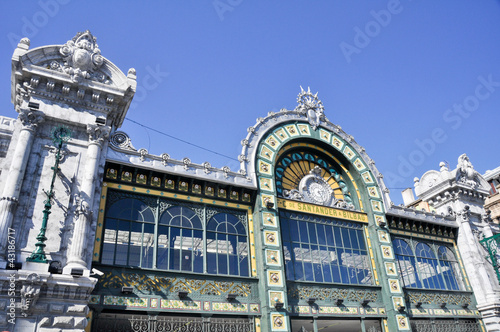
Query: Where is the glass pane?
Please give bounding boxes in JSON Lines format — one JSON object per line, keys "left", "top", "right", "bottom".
{"left": 101, "top": 218, "right": 117, "bottom": 265}
{"left": 317, "top": 224, "right": 326, "bottom": 245}
{"left": 157, "top": 225, "right": 169, "bottom": 270}
{"left": 206, "top": 232, "right": 217, "bottom": 274}
{"left": 169, "top": 227, "right": 180, "bottom": 270}
{"left": 141, "top": 223, "right": 154, "bottom": 268}
{"left": 281, "top": 218, "right": 291, "bottom": 242}
{"left": 325, "top": 225, "right": 335, "bottom": 246}
{"left": 299, "top": 221, "right": 309, "bottom": 243}
{"left": 238, "top": 235, "right": 249, "bottom": 277}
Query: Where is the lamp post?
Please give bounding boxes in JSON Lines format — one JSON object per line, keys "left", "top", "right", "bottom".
{"left": 27, "top": 126, "right": 71, "bottom": 263}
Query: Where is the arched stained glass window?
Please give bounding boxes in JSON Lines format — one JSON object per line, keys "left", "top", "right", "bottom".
{"left": 157, "top": 206, "right": 203, "bottom": 273}
{"left": 206, "top": 213, "right": 249, "bottom": 277}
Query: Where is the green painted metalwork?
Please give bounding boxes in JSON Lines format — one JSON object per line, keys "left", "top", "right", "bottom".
{"left": 27, "top": 126, "right": 71, "bottom": 263}
{"left": 480, "top": 233, "right": 500, "bottom": 284}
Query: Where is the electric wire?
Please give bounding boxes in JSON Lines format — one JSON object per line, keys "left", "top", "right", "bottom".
{"left": 124, "top": 118, "right": 239, "bottom": 162}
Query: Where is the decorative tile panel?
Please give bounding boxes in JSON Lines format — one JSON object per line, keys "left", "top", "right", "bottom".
{"left": 367, "top": 186, "right": 380, "bottom": 198}
{"left": 212, "top": 302, "right": 248, "bottom": 312}
{"left": 361, "top": 171, "right": 374, "bottom": 184}
{"left": 319, "top": 306, "right": 358, "bottom": 314}
{"left": 371, "top": 200, "right": 383, "bottom": 213}
{"left": 250, "top": 304, "right": 260, "bottom": 313}
{"left": 396, "top": 315, "right": 410, "bottom": 330}
{"left": 378, "top": 230, "right": 390, "bottom": 243}
{"left": 264, "top": 231, "right": 279, "bottom": 246}
{"left": 89, "top": 295, "right": 100, "bottom": 304}
{"left": 266, "top": 249, "right": 281, "bottom": 266}
{"left": 267, "top": 270, "right": 283, "bottom": 287}
{"left": 343, "top": 146, "right": 355, "bottom": 160}
{"left": 285, "top": 124, "right": 299, "bottom": 137}
{"left": 274, "top": 128, "right": 289, "bottom": 142}
{"left": 151, "top": 176, "right": 161, "bottom": 187}
{"left": 103, "top": 296, "right": 148, "bottom": 308}
{"left": 269, "top": 291, "right": 284, "bottom": 307}
{"left": 136, "top": 173, "right": 147, "bottom": 184}
{"left": 259, "top": 161, "right": 272, "bottom": 175}
{"left": 392, "top": 296, "right": 404, "bottom": 310}
{"left": 319, "top": 129, "right": 331, "bottom": 143}
{"left": 263, "top": 212, "right": 277, "bottom": 227}
{"left": 388, "top": 279, "right": 401, "bottom": 293}
{"left": 259, "top": 178, "right": 274, "bottom": 192}
{"left": 381, "top": 245, "right": 394, "bottom": 259}
{"left": 293, "top": 306, "right": 311, "bottom": 314}
{"left": 332, "top": 137, "right": 344, "bottom": 150}
{"left": 160, "top": 300, "right": 201, "bottom": 310}
{"left": 260, "top": 145, "right": 275, "bottom": 161}
{"left": 353, "top": 158, "right": 366, "bottom": 171}
{"left": 271, "top": 313, "right": 287, "bottom": 331}
{"left": 150, "top": 298, "right": 159, "bottom": 308}
{"left": 385, "top": 262, "right": 398, "bottom": 276}
{"left": 375, "top": 215, "right": 386, "bottom": 227}
{"left": 265, "top": 135, "right": 279, "bottom": 150}
{"left": 297, "top": 124, "right": 310, "bottom": 135}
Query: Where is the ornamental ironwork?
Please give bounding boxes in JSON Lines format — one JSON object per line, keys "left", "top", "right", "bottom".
{"left": 480, "top": 233, "right": 500, "bottom": 284}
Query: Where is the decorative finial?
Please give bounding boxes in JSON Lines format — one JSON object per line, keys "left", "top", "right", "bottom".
{"left": 294, "top": 86, "right": 325, "bottom": 130}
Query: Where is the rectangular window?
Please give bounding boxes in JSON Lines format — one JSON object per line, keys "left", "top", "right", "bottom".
{"left": 281, "top": 211, "right": 372, "bottom": 285}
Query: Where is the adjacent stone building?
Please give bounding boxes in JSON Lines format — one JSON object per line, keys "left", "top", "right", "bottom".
{"left": 0, "top": 32, "right": 494, "bottom": 332}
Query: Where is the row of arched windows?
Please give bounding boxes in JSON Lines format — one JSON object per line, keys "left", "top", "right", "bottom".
{"left": 393, "top": 238, "right": 464, "bottom": 291}
{"left": 100, "top": 193, "right": 249, "bottom": 277}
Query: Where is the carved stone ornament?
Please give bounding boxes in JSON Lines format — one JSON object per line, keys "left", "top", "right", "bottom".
{"left": 87, "top": 124, "right": 110, "bottom": 145}
{"left": 456, "top": 154, "right": 479, "bottom": 189}
{"left": 18, "top": 108, "right": 45, "bottom": 130}
{"left": 74, "top": 193, "right": 91, "bottom": 219}
{"left": 110, "top": 131, "right": 136, "bottom": 151}
{"left": 58, "top": 30, "right": 107, "bottom": 83}
{"left": 284, "top": 166, "right": 355, "bottom": 210}
{"left": 294, "top": 86, "right": 325, "bottom": 130}
{"left": 459, "top": 205, "right": 471, "bottom": 223}
{"left": 21, "top": 273, "right": 42, "bottom": 316}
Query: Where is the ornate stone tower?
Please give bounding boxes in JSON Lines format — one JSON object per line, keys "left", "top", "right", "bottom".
{"left": 0, "top": 31, "right": 136, "bottom": 331}
{"left": 412, "top": 155, "right": 500, "bottom": 331}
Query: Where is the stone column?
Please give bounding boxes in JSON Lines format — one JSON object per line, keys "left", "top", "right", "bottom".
{"left": 0, "top": 109, "right": 44, "bottom": 267}
{"left": 457, "top": 206, "right": 493, "bottom": 303}
{"left": 65, "top": 124, "right": 110, "bottom": 271}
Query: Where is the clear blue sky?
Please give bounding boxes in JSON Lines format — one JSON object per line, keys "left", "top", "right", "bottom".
{"left": 1, "top": 1, "right": 499, "bottom": 205}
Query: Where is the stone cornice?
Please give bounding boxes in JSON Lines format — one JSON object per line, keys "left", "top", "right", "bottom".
{"left": 11, "top": 34, "right": 136, "bottom": 128}
{"left": 386, "top": 205, "right": 458, "bottom": 227}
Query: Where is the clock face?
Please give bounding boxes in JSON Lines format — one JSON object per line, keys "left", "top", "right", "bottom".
{"left": 275, "top": 149, "right": 354, "bottom": 206}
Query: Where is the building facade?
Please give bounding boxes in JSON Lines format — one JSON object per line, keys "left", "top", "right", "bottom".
{"left": 0, "top": 32, "right": 493, "bottom": 332}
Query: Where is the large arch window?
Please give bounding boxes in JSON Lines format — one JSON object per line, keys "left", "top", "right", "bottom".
{"left": 393, "top": 237, "right": 464, "bottom": 291}
{"left": 157, "top": 206, "right": 203, "bottom": 273}
{"left": 100, "top": 191, "right": 249, "bottom": 277}
{"left": 206, "top": 213, "right": 249, "bottom": 276}
{"left": 281, "top": 211, "right": 372, "bottom": 285}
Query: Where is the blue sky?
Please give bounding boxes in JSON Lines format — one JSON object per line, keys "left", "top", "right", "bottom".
{"left": 1, "top": 1, "right": 499, "bottom": 205}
